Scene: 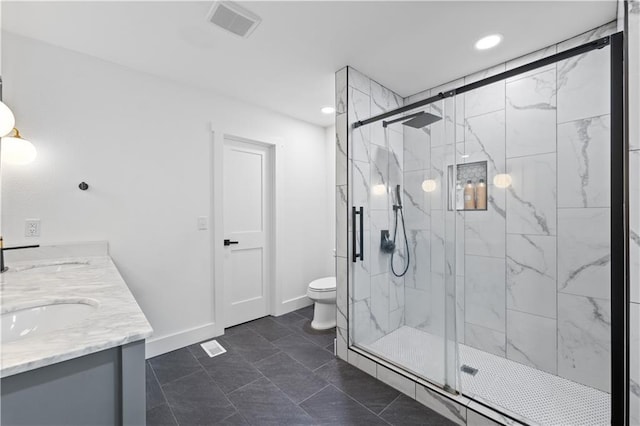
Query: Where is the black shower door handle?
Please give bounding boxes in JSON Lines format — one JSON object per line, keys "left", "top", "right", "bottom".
{"left": 352, "top": 206, "right": 364, "bottom": 262}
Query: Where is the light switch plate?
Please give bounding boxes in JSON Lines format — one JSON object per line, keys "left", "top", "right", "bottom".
{"left": 197, "top": 216, "right": 208, "bottom": 230}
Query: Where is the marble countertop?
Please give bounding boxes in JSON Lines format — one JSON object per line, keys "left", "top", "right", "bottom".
{"left": 0, "top": 252, "right": 152, "bottom": 378}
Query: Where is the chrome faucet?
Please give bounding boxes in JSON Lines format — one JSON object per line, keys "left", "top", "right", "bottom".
{"left": 0, "top": 237, "right": 40, "bottom": 272}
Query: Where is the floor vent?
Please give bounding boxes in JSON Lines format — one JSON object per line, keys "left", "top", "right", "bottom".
{"left": 200, "top": 339, "right": 227, "bottom": 358}
{"left": 461, "top": 364, "right": 478, "bottom": 376}
{"left": 207, "top": 1, "right": 261, "bottom": 38}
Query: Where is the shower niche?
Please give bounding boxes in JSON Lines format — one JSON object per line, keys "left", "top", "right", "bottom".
{"left": 447, "top": 161, "right": 487, "bottom": 211}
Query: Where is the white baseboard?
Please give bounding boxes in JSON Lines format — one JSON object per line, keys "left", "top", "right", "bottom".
{"left": 276, "top": 294, "right": 313, "bottom": 316}
{"left": 146, "top": 297, "right": 313, "bottom": 357}
{"left": 145, "top": 322, "right": 221, "bottom": 358}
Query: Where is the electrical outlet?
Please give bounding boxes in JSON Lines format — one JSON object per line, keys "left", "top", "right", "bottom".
{"left": 197, "top": 216, "right": 208, "bottom": 230}
{"left": 25, "top": 219, "right": 41, "bottom": 237}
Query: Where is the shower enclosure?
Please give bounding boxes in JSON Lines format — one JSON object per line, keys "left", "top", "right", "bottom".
{"left": 339, "top": 30, "right": 627, "bottom": 426}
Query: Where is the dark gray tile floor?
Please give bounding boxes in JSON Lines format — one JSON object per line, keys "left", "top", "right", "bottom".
{"left": 146, "top": 307, "right": 456, "bottom": 425}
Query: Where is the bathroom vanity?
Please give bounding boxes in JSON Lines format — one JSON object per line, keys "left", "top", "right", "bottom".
{"left": 0, "top": 243, "right": 153, "bottom": 425}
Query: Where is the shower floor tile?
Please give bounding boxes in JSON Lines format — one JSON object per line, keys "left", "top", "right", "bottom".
{"left": 361, "top": 326, "right": 611, "bottom": 426}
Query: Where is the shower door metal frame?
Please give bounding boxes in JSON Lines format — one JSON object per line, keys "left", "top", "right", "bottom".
{"left": 346, "top": 31, "right": 629, "bottom": 426}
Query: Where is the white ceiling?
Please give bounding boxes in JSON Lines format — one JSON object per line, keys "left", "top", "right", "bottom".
{"left": 2, "top": 1, "right": 617, "bottom": 127}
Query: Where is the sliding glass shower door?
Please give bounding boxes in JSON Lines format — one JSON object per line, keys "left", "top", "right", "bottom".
{"left": 349, "top": 96, "right": 460, "bottom": 392}
{"left": 346, "top": 32, "right": 621, "bottom": 425}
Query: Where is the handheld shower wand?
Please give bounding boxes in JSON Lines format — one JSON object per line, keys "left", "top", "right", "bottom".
{"left": 391, "top": 184, "right": 410, "bottom": 277}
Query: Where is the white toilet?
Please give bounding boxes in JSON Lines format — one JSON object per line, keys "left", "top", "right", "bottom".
{"left": 306, "top": 276, "right": 337, "bottom": 330}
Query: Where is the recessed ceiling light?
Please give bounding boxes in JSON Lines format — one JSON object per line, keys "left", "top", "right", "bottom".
{"left": 475, "top": 34, "right": 503, "bottom": 50}
{"left": 321, "top": 106, "right": 335, "bottom": 114}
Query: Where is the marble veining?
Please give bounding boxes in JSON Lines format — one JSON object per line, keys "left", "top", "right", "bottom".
{"left": 348, "top": 67, "right": 371, "bottom": 95}
{"left": 506, "top": 234, "right": 556, "bottom": 319}
{"left": 464, "top": 64, "right": 506, "bottom": 119}
{"left": 557, "top": 44, "right": 610, "bottom": 124}
{"left": 336, "top": 256, "right": 349, "bottom": 359}
{"left": 403, "top": 126, "right": 430, "bottom": 172}
{"left": 370, "top": 80, "right": 402, "bottom": 116}
{"left": 465, "top": 256, "right": 506, "bottom": 334}
{"left": 464, "top": 322, "right": 506, "bottom": 357}
{"left": 506, "top": 310, "right": 557, "bottom": 374}
{"left": 404, "top": 286, "right": 431, "bottom": 330}
{"left": 1, "top": 254, "right": 152, "bottom": 378}
{"left": 370, "top": 210, "right": 390, "bottom": 276}
{"left": 335, "top": 68, "right": 347, "bottom": 114}
{"left": 370, "top": 145, "right": 390, "bottom": 211}
{"left": 416, "top": 383, "right": 467, "bottom": 425}
{"left": 371, "top": 273, "right": 391, "bottom": 338}
{"left": 464, "top": 190, "right": 506, "bottom": 258}
{"left": 557, "top": 293, "right": 611, "bottom": 392}
{"left": 405, "top": 229, "right": 430, "bottom": 290}
{"left": 431, "top": 80, "right": 465, "bottom": 144}
{"left": 430, "top": 210, "right": 446, "bottom": 276}
{"left": 389, "top": 274, "right": 404, "bottom": 313}
{"left": 506, "top": 153, "right": 557, "bottom": 236}
{"left": 348, "top": 87, "right": 371, "bottom": 163}
{"left": 336, "top": 113, "right": 348, "bottom": 186}
{"left": 403, "top": 170, "right": 430, "bottom": 230}
{"left": 465, "top": 110, "right": 506, "bottom": 186}
{"left": 506, "top": 68, "right": 557, "bottom": 158}
{"left": 506, "top": 45, "right": 557, "bottom": 82}
{"left": 352, "top": 160, "right": 371, "bottom": 231}
{"left": 557, "top": 208, "right": 611, "bottom": 300}
{"left": 558, "top": 115, "right": 610, "bottom": 208}
{"left": 336, "top": 185, "right": 348, "bottom": 258}
{"left": 388, "top": 129, "right": 403, "bottom": 196}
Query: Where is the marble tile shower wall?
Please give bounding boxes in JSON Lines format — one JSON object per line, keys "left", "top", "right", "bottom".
{"left": 335, "top": 67, "right": 348, "bottom": 361}
{"left": 402, "top": 23, "right": 616, "bottom": 394}
{"left": 340, "top": 67, "right": 406, "bottom": 348}
{"left": 402, "top": 83, "right": 463, "bottom": 341}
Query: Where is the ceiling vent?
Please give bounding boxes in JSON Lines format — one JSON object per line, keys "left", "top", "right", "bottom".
{"left": 207, "top": 1, "right": 262, "bottom": 38}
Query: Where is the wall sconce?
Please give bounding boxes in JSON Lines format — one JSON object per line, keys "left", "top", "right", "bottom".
{"left": 2, "top": 127, "right": 37, "bottom": 165}
{"left": 493, "top": 173, "right": 512, "bottom": 189}
{"left": 422, "top": 179, "right": 437, "bottom": 193}
{"left": 372, "top": 184, "right": 387, "bottom": 196}
{"left": 0, "top": 97, "right": 37, "bottom": 165}
{"left": 0, "top": 100, "right": 15, "bottom": 136}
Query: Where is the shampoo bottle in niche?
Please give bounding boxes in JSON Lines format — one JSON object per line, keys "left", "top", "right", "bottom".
{"left": 476, "top": 179, "right": 487, "bottom": 209}
{"left": 455, "top": 180, "right": 464, "bottom": 210}
{"left": 464, "top": 180, "right": 476, "bottom": 210}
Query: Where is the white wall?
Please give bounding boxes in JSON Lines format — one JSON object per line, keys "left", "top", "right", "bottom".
{"left": 1, "top": 32, "right": 333, "bottom": 356}
{"left": 325, "top": 124, "right": 336, "bottom": 273}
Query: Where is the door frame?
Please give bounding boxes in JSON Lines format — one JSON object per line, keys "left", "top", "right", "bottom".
{"left": 210, "top": 125, "right": 280, "bottom": 336}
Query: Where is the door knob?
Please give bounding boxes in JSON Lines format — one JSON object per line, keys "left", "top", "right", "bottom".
{"left": 224, "top": 239, "right": 239, "bottom": 246}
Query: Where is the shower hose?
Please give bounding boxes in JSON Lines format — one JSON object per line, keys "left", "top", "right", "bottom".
{"left": 391, "top": 205, "right": 410, "bottom": 277}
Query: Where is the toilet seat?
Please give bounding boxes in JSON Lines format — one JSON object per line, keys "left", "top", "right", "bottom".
{"left": 308, "top": 277, "right": 336, "bottom": 292}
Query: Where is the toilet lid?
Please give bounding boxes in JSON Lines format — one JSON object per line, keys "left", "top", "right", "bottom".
{"left": 309, "top": 277, "right": 336, "bottom": 292}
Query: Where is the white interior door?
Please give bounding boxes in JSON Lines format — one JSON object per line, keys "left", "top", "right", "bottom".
{"left": 223, "top": 137, "right": 272, "bottom": 327}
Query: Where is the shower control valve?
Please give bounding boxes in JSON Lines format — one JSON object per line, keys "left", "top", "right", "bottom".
{"left": 380, "top": 230, "right": 395, "bottom": 254}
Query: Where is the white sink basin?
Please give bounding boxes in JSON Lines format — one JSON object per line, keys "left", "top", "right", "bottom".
{"left": 1, "top": 302, "right": 98, "bottom": 344}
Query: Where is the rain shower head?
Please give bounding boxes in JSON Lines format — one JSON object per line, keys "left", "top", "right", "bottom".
{"left": 382, "top": 111, "right": 441, "bottom": 129}
{"left": 402, "top": 112, "right": 441, "bottom": 128}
